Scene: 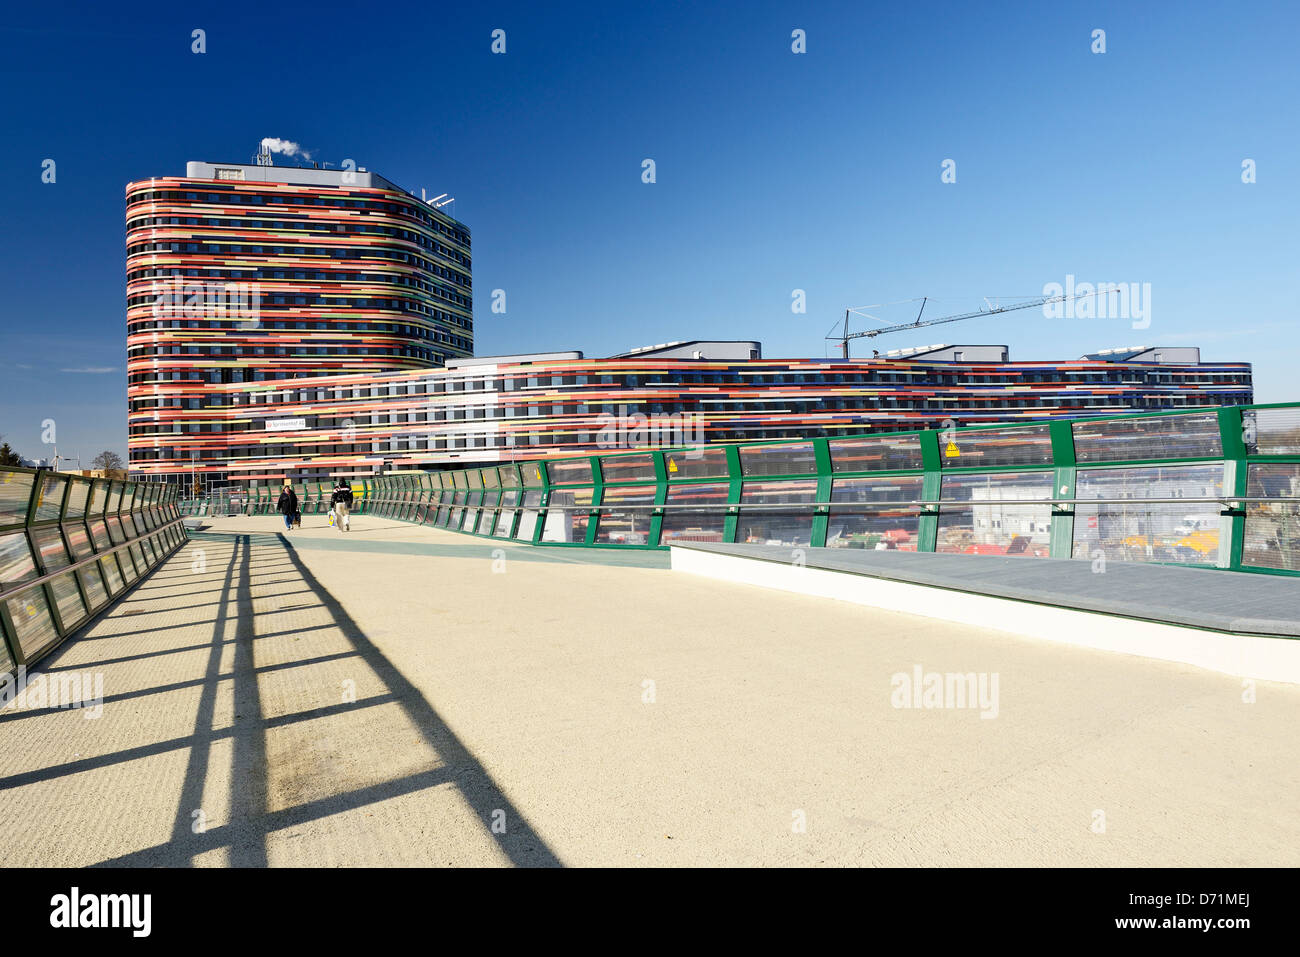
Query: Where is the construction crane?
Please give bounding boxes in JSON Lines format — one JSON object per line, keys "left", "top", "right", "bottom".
{"left": 828, "top": 288, "right": 1120, "bottom": 358}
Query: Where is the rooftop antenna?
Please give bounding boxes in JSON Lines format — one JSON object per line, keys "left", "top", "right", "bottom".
{"left": 254, "top": 141, "right": 273, "bottom": 167}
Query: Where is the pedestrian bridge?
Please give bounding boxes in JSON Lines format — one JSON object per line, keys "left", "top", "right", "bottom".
{"left": 3, "top": 403, "right": 1300, "bottom": 867}
{"left": 2, "top": 507, "right": 1299, "bottom": 865}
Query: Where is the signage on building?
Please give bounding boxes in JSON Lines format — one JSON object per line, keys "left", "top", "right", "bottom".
{"left": 266, "top": 418, "right": 308, "bottom": 432}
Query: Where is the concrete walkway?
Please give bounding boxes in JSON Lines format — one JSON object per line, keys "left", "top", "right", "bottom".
{"left": 2, "top": 514, "right": 1298, "bottom": 866}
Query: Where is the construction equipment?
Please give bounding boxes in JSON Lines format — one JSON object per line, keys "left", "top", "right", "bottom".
{"left": 828, "top": 288, "right": 1122, "bottom": 358}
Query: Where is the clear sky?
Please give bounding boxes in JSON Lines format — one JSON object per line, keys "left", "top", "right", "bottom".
{"left": 1, "top": 0, "right": 1296, "bottom": 465}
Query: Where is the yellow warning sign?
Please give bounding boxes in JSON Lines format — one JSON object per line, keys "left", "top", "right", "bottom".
{"left": 944, "top": 442, "right": 960, "bottom": 458}
{"left": 667, "top": 458, "right": 678, "bottom": 473}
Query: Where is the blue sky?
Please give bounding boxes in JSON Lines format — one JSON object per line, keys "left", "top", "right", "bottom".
{"left": 1, "top": 0, "right": 1296, "bottom": 463}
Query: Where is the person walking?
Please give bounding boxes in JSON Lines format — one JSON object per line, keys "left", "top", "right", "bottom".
{"left": 330, "top": 480, "right": 353, "bottom": 532}
{"left": 276, "top": 483, "right": 298, "bottom": 532}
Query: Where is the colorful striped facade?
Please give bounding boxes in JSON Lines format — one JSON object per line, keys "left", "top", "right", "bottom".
{"left": 126, "top": 162, "right": 472, "bottom": 486}
{"left": 132, "top": 349, "right": 1252, "bottom": 490}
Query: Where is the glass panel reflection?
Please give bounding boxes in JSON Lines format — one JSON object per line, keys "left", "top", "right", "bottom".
{"left": 595, "top": 485, "right": 656, "bottom": 545}
{"left": 541, "top": 488, "right": 593, "bottom": 543}
{"left": 1072, "top": 464, "right": 1225, "bottom": 565}
{"left": 1243, "top": 463, "right": 1300, "bottom": 571}
{"left": 660, "top": 482, "right": 730, "bottom": 544}
{"left": 938, "top": 472, "right": 1053, "bottom": 557}
{"left": 738, "top": 480, "right": 816, "bottom": 546}
{"left": 827, "top": 476, "right": 923, "bottom": 550}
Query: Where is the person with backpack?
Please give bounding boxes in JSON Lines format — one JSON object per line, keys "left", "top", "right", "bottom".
{"left": 330, "top": 480, "right": 354, "bottom": 532}
{"left": 276, "top": 483, "right": 298, "bottom": 532}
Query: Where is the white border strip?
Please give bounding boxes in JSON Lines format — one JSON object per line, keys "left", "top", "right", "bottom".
{"left": 670, "top": 547, "right": 1300, "bottom": 684}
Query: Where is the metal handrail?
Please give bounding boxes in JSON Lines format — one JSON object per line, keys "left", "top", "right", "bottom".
{"left": 0, "top": 516, "right": 188, "bottom": 599}
{"left": 441, "top": 497, "right": 1300, "bottom": 511}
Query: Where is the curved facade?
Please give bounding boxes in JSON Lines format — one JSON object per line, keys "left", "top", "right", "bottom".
{"left": 126, "top": 162, "right": 472, "bottom": 482}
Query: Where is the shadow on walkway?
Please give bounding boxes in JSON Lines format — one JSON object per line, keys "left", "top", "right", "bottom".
{"left": 15, "top": 532, "right": 563, "bottom": 867}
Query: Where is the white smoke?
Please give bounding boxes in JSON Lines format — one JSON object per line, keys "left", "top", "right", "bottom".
{"left": 260, "top": 137, "right": 312, "bottom": 160}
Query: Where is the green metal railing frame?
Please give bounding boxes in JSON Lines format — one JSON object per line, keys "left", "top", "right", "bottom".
{"left": 181, "top": 402, "right": 1300, "bottom": 576}
{"left": 0, "top": 469, "right": 186, "bottom": 672}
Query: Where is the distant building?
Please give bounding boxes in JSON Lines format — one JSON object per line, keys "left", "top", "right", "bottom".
{"left": 129, "top": 336, "right": 1252, "bottom": 491}
{"left": 126, "top": 160, "right": 472, "bottom": 489}
{"left": 81, "top": 468, "right": 129, "bottom": 481}
{"left": 121, "top": 163, "right": 1252, "bottom": 493}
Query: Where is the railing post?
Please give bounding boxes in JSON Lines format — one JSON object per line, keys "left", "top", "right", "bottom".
{"left": 723, "top": 444, "right": 742, "bottom": 544}
{"left": 1218, "top": 406, "right": 1249, "bottom": 571}
{"left": 1048, "top": 420, "right": 1077, "bottom": 559}
{"left": 917, "top": 429, "right": 941, "bottom": 552}
{"left": 811, "top": 438, "right": 832, "bottom": 548}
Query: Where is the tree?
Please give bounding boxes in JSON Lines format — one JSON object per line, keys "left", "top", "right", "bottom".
{"left": 0, "top": 435, "right": 22, "bottom": 467}
{"left": 92, "top": 450, "right": 125, "bottom": 471}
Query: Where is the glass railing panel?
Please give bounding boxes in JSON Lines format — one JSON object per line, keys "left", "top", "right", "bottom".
{"left": 106, "top": 514, "right": 126, "bottom": 545}
{"left": 120, "top": 549, "right": 139, "bottom": 584}
{"left": 79, "top": 563, "right": 109, "bottom": 612}
{"left": 30, "top": 525, "right": 70, "bottom": 571}
{"left": 600, "top": 454, "right": 655, "bottom": 484}
{"left": 828, "top": 476, "right": 925, "bottom": 550}
{"left": 829, "top": 434, "right": 923, "bottom": 473}
{"left": 1242, "top": 462, "right": 1300, "bottom": 571}
{"left": 64, "top": 480, "right": 90, "bottom": 520}
{"left": 101, "top": 555, "right": 125, "bottom": 595}
{"left": 0, "top": 531, "right": 38, "bottom": 592}
{"left": 547, "top": 459, "right": 593, "bottom": 486}
{"left": 1072, "top": 412, "right": 1222, "bottom": 464}
{"left": 89, "top": 480, "right": 110, "bottom": 517}
{"left": 739, "top": 443, "right": 816, "bottom": 477}
{"left": 522, "top": 463, "right": 545, "bottom": 488}
{"left": 1072, "top": 464, "right": 1225, "bottom": 565}
{"left": 515, "top": 491, "right": 543, "bottom": 540}
{"left": 0, "top": 472, "right": 36, "bottom": 527}
{"left": 660, "top": 482, "right": 729, "bottom": 544}
{"left": 64, "top": 523, "right": 94, "bottom": 561}
{"left": 940, "top": 424, "right": 1053, "bottom": 468}
{"left": 493, "top": 491, "right": 519, "bottom": 536}
{"left": 937, "top": 471, "right": 1053, "bottom": 557}
{"left": 664, "top": 447, "right": 729, "bottom": 480}
{"left": 541, "top": 488, "right": 594, "bottom": 543}
{"left": 50, "top": 572, "right": 86, "bottom": 630}
{"left": 33, "top": 473, "right": 66, "bottom": 523}
{"left": 7, "top": 588, "right": 60, "bottom": 659}
{"left": 737, "top": 479, "right": 817, "bottom": 546}
{"left": 1246, "top": 407, "right": 1300, "bottom": 455}
{"left": 594, "top": 485, "right": 656, "bottom": 545}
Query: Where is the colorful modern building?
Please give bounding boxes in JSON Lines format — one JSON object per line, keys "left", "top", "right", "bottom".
{"left": 133, "top": 336, "right": 1252, "bottom": 490}
{"left": 124, "top": 164, "right": 1252, "bottom": 493}
{"left": 126, "top": 160, "right": 472, "bottom": 489}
